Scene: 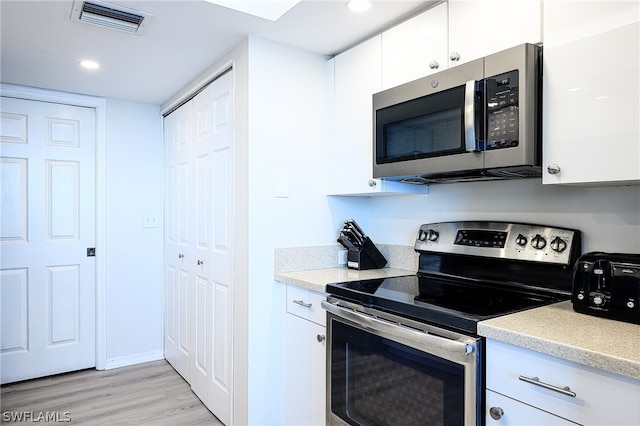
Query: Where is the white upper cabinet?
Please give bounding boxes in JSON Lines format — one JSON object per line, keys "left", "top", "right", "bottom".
{"left": 381, "top": 2, "right": 448, "bottom": 90}
{"left": 327, "top": 0, "right": 545, "bottom": 196}
{"left": 328, "top": 35, "right": 428, "bottom": 196}
{"left": 448, "top": 0, "right": 541, "bottom": 67}
{"left": 542, "top": 1, "right": 640, "bottom": 185}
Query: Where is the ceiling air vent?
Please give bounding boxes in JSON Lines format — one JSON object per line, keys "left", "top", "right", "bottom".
{"left": 70, "top": 0, "right": 152, "bottom": 35}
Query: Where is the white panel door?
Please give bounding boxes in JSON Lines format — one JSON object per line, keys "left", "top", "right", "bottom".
{"left": 164, "top": 99, "right": 193, "bottom": 382}
{"left": 207, "top": 70, "right": 234, "bottom": 426}
{"left": 0, "top": 97, "right": 96, "bottom": 384}
{"left": 189, "top": 82, "right": 215, "bottom": 404}
{"left": 163, "top": 69, "right": 235, "bottom": 425}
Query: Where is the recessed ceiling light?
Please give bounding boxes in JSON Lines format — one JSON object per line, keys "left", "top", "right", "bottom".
{"left": 79, "top": 60, "right": 100, "bottom": 70}
{"left": 346, "top": 0, "right": 371, "bottom": 12}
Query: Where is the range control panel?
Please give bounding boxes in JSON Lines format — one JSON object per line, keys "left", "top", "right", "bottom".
{"left": 414, "top": 221, "right": 580, "bottom": 265}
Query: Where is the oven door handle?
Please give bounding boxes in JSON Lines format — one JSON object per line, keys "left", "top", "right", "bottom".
{"left": 322, "top": 300, "right": 476, "bottom": 358}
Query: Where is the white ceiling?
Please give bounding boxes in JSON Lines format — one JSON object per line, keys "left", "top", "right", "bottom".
{"left": 1, "top": 0, "right": 436, "bottom": 105}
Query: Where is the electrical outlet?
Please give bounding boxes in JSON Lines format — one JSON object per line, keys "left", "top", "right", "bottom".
{"left": 338, "top": 249, "right": 348, "bottom": 266}
{"left": 143, "top": 213, "right": 159, "bottom": 228}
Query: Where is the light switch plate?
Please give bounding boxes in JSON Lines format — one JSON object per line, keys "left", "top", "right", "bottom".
{"left": 274, "top": 173, "right": 289, "bottom": 198}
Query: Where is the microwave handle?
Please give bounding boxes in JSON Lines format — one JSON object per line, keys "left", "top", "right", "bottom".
{"left": 464, "top": 80, "right": 480, "bottom": 152}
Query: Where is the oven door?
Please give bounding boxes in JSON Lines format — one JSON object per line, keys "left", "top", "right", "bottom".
{"left": 322, "top": 298, "right": 482, "bottom": 426}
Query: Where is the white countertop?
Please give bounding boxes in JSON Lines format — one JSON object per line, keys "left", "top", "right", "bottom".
{"left": 274, "top": 267, "right": 415, "bottom": 293}
{"left": 478, "top": 301, "right": 640, "bottom": 380}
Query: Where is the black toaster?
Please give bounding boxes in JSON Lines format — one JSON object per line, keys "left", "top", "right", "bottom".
{"left": 572, "top": 252, "right": 640, "bottom": 324}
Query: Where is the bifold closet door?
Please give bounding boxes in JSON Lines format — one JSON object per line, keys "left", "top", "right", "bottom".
{"left": 163, "top": 68, "right": 235, "bottom": 426}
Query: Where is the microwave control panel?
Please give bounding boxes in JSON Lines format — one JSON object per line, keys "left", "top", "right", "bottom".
{"left": 486, "top": 70, "right": 519, "bottom": 150}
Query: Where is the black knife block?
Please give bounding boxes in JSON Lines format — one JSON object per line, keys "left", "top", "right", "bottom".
{"left": 347, "top": 237, "right": 387, "bottom": 270}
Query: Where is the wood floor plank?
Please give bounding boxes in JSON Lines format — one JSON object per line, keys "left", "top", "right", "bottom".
{"left": 1, "top": 360, "right": 222, "bottom": 425}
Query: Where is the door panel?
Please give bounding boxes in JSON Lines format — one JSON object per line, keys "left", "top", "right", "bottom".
{"left": 0, "top": 157, "right": 27, "bottom": 241}
{"left": 164, "top": 103, "right": 192, "bottom": 382}
{"left": 0, "top": 97, "right": 96, "bottom": 384}
{"left": 208, "top": 70, "right": 234, "bottom": 426}
{"left": 163, "top": 70, "right": 234, "bottom": 425}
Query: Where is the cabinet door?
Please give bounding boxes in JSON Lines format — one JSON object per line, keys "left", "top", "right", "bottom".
{"left": 381, "top": 2, "right": 448, "bottom": 89}
{"left": 486, "top": 339, "right": 640, "bottom": 426}
{"left": 542, "top": 1, "right": 640, "bottom": 185}
{"left": 328, "top": 36, "right": 427, "bottom": 196}
{"left": 283, "top": 312, "right": 326, "bottom": 426}
{"left": 486, "top": 390, "right": 577, "bottom": 425}
{"left": 448, "top": 0, "right": 541, "bottom": 67}
{"left": 330, "top": 35, "right": 381, "bottom": 195}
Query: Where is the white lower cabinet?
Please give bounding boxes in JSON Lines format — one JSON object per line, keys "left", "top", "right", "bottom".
{"left": 283, "top": 285, "right": 327, "bottom": 426}
{"left": 486, "top": 339, "right": 640, "bottom": 425}
{"left": 486, "top": 390, "right": 577, "bottom": 425}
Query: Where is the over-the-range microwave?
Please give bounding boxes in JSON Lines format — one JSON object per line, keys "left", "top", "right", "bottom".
{"left": 373, "top": 43, "right": 542, "bottom": 184}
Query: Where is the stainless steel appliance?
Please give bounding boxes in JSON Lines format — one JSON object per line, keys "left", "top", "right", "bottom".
{"left": 572, "top": 252, "right": 640, "bottom": 324}
{"left": 323, "top": 221, "right": 582, "bottom": 426}
{"left": 373, "top": 44, "right": 542, "bottom": 184}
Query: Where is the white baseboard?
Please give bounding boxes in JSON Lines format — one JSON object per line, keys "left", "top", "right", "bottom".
{"left": 104, "top": 350, "right": 164, "bottom": 370}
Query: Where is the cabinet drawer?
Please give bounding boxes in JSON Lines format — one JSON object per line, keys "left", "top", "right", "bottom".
{"left": 486, "top": 390, "right": 576, "bottom": 425}
{"left": 486, "top": 339, "right": 640, "bottom": 425}
{"left": 286, "top": 284, "right": 327, "bottom": 326}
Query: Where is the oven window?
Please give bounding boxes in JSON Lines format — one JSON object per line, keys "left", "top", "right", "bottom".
{"left": 330, "top": 318, "right": 465, "bottom": 426}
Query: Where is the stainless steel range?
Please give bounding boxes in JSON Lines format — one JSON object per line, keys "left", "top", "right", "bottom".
{"left": 322, "top": 221, "right": 582, "bottom": 426}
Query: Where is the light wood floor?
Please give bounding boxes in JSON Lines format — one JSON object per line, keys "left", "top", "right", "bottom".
{"left": 1, "top": 360, "right": 222, "bottom": 425}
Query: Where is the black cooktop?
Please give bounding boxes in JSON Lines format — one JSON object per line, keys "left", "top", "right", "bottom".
{"left": 326, "top": 275, "right": 568, "bottom": 335}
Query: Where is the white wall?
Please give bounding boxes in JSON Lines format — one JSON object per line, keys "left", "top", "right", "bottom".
{"left": 104, "top": 99, "right": 164, "bottom": 368}
{"left": 370, "top": 179, "right": 640, "bottom": 254}
{"left": 245, "top": 36, "right": 370, "bottom": 424}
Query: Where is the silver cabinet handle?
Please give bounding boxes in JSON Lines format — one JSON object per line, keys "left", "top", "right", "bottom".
{"left": 368, "top": 179, "right": 377, "bottom": 187}
{"left": 429, "top": 60, "right": 440, "bottom": 69}
{"left": 316, "top": 334, "right": 325, "bottom": 343}
{"left": 518, "top": 375, "right": 577, "bottom": 398}
{"left": 547, "top": 164, "right": 561, "bottom": 175}
{"left": 293, "top": 300, "right": 312, "bottom": 308}
{"left": 178, "top": 253, "right": 184, "bottom": 259}
{"left": 197, "top": 259, "right": 204, "bottom": 265}
{"left": 450, "top": 51, "right": 461, "bottom": 61}
{"left": 489, "top": 407, "right": 504, "bottom": 420}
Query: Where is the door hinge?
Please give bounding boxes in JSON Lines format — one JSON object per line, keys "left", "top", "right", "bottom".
{"left": 87, "top": 247, "right": 96, "bottom": 257}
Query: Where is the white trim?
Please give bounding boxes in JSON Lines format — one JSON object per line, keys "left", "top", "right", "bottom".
{"left": 160, "top": 59, "right": 234, "bottom": 116}
{"left": 104, "top": 350, "right": 165, "bottom": 370}
{"left": 0, "top": 83, "right": 108, "bottom": 370}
